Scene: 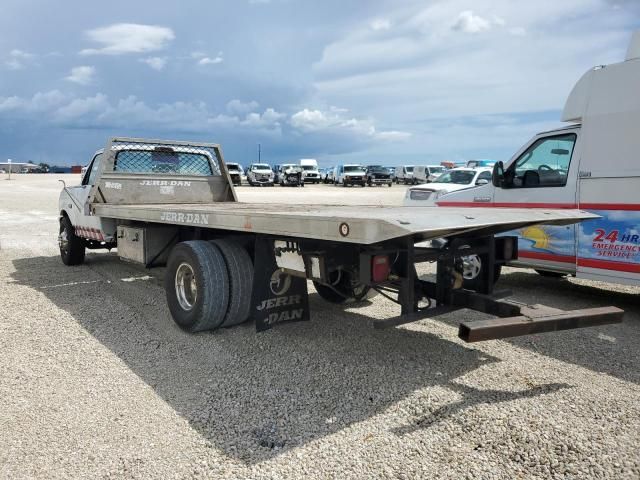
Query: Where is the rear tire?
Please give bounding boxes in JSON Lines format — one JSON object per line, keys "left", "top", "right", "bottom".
{"left": 165, "top": 241, "right": 230, "bottom": 333}
{"left": 59, "top": 216, "right": 85, "bottom": 266}
{"left": 535, "top": 269, "right": 568, "bottom": 278}
{"left": 461, "top": 253, "right": 502, "bottom": 291}
{"left": 210, "top": 239, "right": 254, "bottom": 327}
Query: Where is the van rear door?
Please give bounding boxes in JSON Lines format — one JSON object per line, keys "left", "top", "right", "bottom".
{"left": 493, "top": 129, "right": 581, "bottom": 273}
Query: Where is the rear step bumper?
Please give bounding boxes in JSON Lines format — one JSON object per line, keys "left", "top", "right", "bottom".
{"left": 373, "top": 286, "right": 624, "bottom": 343}
{"left": 459, "top": 305, "right": 624, "bottom": 343}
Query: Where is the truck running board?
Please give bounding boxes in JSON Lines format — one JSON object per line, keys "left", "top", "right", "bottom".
{"left": 458, "top": 305, "right": 624, "bottom": 343}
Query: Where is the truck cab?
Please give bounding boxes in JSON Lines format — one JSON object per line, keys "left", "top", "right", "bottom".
{"left": 435, "top": 32, "right": 640, "bottom": 287}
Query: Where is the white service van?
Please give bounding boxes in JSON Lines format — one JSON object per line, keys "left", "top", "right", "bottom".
{"left": 395, "top": 165, "right": 415, "bottom": 184}
{"left": 414, "top": 165, "right": 445, "bottom": 183}
{"left": 436, "top": 32, "right": 640, "bottom": 287}
{"left": 299, "top": 158, "right": 321, "bottom": 184}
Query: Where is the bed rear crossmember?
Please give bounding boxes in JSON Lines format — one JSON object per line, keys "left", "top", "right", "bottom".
{"left": 368, "top": 236, "right": 623, "bottom": 342}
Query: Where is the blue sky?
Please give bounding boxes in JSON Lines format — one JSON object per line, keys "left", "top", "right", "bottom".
{"left": 0, "top": 0, "right": 638, "bottom": 167}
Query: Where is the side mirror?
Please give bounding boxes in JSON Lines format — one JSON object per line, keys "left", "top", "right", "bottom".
{"left": 492, "top": 161, "right": 505, "bottom": 187}
{"left": 476, "top": 178, "right": 489, "bottom": 186}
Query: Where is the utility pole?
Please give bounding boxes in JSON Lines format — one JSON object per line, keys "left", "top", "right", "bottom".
{"left": 7, "top": 159, "right": 11, "bottom": 180}
{"left": 258, "top": 143, "right": 261, "bottom": 163}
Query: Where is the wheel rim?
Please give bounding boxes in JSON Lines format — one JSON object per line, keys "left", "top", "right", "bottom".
{"left": 58, "top": 225, "right": 69, "bottom": 254}
{"left": 462, "top": 255, "right": 482, "bottom": 280}
{"left": 175, "top": 263, "right": 197, "bottom": 311}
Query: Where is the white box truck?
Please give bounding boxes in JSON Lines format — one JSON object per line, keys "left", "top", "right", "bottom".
{"left": 434, "top": 31, "right": 640, "bottom": 287}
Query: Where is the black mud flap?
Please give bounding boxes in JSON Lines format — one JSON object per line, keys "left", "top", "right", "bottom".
{"left": 251, "top": 236, "right": 310, "bottom": 332}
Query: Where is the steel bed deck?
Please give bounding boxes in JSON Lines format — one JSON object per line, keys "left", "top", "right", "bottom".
{"left": 93, "top": 202, "right": 598, "bottom": 244}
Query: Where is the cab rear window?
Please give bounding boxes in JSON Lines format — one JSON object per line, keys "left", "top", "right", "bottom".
{"left": 114, "top": 149, "right": 215, "bottom": 176}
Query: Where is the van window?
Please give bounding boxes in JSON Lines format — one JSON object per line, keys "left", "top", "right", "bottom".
{"left": 506, "top": 134, "right": 576, "bottom": 188}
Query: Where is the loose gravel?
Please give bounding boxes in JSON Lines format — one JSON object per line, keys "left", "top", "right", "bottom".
{"left": 0, "top": 174, "right": 638, "bottom": 479}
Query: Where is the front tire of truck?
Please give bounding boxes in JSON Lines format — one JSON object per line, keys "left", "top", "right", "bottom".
{"left": 165, "top": 241, "right": 229, "bottom": 333}
{"left": 59, "top": 216, "right": 85, "bottom": 266}
{"left": 210, "top": 239, "right": 254, "bottom": 327}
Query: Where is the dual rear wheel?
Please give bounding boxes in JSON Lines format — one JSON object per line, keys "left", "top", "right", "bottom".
{"left": 165, "top": 240, "right": 254, "bottom": 332}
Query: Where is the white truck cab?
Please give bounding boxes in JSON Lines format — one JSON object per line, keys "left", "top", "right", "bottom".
{"left": 436, "top": 31, "right": 640, "bottom": 287}
{"left": 59, "top": 149, "right": 116, "bottom": 244}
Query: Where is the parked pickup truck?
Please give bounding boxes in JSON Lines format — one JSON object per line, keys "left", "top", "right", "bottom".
{"left": 57, "top": 137, "right": 622, "bottom": 341}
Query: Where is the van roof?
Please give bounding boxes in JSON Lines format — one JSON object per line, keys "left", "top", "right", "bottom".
{"left": 536, "top": 124, "right": 581, "bottom": 136}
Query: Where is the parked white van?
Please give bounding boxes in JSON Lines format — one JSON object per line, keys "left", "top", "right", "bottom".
{"left": 334, "top": 164, "right": 367, "bottom": 187}
{"left": 435, "top": 31, "right": 640, "bottom": 287}
{"left": 299, "top": 158, "right": 321, "bottom": 184}
{"left": 395, "top": 165, "right": 415, "bottom": 184}
{"left": 414, "top": 165, "right": 445, "bottom": 183}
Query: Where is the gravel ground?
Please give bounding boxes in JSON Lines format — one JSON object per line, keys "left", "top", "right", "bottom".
{"left": 0, "top": 174, "right": 638, "bottom": 479}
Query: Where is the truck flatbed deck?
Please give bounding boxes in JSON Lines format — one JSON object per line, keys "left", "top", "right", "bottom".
{"left": 93, "top": 202, "right": 596, "bottom": 244}
{"left": 58, "top": 137, "right": 622, "bottom": 340}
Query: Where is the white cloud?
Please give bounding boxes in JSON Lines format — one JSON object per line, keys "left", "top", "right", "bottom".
{"left": 65, "top": 66, "right": 96, "bottom": 85}
{"left": 5, "top": 49, "right": 35, "bottom": 70}
{"left": 0, "top": 95, "right": 24, "bottom": 111}
{"left": 190, "top": 51, "right": 207, "bottom": 59}
{"left": 55, "top": 93, "right": 109, "bottom": 120}
{"left": 0, "top": 90, "right": 287, "bottom": 136}
{"left": 0, "top": 89, "right": 406, "bottom": 153}
{"left": 0, "top": 90, "right": 68, "bottom": 112}
{"left": 290, "top": 107, "right": 410, "bottom": 141}
{"left": 313, "top": 0, "right": 631, "bottom": 123}
{"left": 198, "top": 52, "right": 224, "bottom": 65}
{"left": 241, "top": 108, "right": 286, "bottom": 128}
{"left": 370, "top": 19, "right": 391, "bottom": 31}
{"left": 376, "top": 130, "right": 412, "bottom": 141}
{"left": 290, "top": 108, "right": 334, "bottom": 131}
{"left": 9, "top": 49, "right": 33, "bottom": 59}
{"left": 451, "top": 10, "right": 494, "bottom": 33}
{"left": 80, "top": 23, "right": 175, "bottom": 55}
{"left": 227, "top": 99, "right": 260, "bottom": 114}
{"left": 141, "top": 57, "right": 168, "bottom": 70}
{"left": 5, "top": 59, "right": 23, "bottom": 70}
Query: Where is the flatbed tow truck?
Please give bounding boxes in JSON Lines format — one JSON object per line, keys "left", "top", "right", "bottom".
{"left": 58, "top": 137, "right": 623, "bottom": 340}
